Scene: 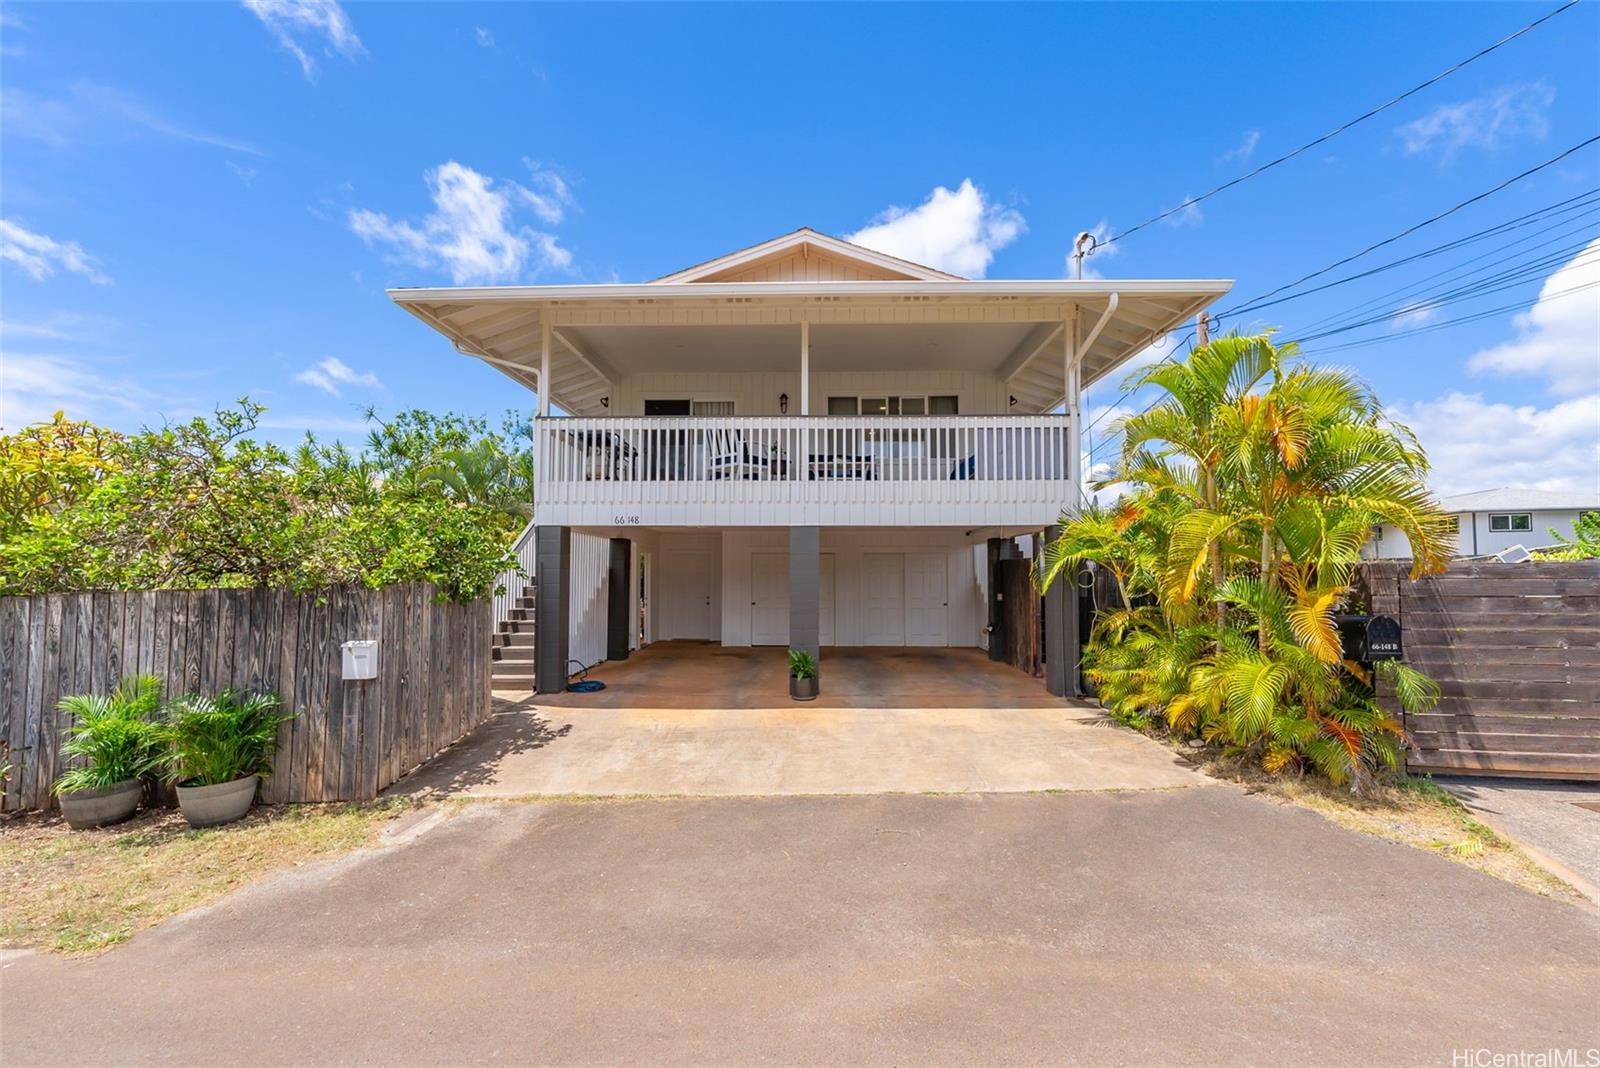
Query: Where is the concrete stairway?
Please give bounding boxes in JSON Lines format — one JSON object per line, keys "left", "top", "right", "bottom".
{"left": 491, "top": 588, "right": 536, "bottom": 690}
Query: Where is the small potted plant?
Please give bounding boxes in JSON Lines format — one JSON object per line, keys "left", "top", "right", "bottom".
{"left": 53, "top": 676, "right": 164, "bottom": 829}
{"left": 160, "top": 689, "right": 295, "bottom": 828}
{"left": 788, "top": 648, "right": 819, "bottom": 701}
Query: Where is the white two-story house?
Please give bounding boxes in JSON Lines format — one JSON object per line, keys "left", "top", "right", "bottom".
{"left": 390, "top": 228, "right": 1230, "bottom": 696}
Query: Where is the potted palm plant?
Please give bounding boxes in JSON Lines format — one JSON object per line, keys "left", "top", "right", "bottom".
{"left": 161, "top": 689, "right": 295, "bottom": 828}
{"left": 788, "top": 648, "right": 818, "bottom": 701}
{"left": 53, "top": 675, "right": 164, "bottom": 829}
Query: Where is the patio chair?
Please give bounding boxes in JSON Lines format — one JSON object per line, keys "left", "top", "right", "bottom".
{"left": 707, "top": 428, "right": 767, "bottom": 480}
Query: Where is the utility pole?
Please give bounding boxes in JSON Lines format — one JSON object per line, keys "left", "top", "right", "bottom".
{"left": 1196, "top": 311, "right": 1210, "bottom": 347}
{"left": 1071, "top": 231, "right": 1098, "bottom": 280}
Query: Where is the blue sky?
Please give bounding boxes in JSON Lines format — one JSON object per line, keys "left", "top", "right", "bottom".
{"left": 2, "top": 1, "right": 1596, "bottom": 494}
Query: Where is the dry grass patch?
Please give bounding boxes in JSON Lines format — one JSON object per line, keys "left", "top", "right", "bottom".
{"left": 1182, "top": 748, "right": 1580, "bottom": 901}
{"left": 0, "top": 801, "right": 415, "bottom": 954}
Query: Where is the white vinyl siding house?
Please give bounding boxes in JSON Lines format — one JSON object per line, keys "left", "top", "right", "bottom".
{"left": 391, "top": 228, "right": 1231, "bottom": 694}
{"left": 1364, "top": 487, "right": 1599, "bottom": 559}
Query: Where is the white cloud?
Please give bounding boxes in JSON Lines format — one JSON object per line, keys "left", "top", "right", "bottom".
{"left": 1467, "top": 237, "right": 1600, "bottom": 397}
{"left": 847, "top": 179, "right": 1024, "bottom": 279}
{"left": 474, "top": 26, "right": 495, "bottom": 48}
{"left": 1391, "top": 299, "right": 1442, "bottom": 330}
{"left": 1220, "top": 130, "right": 1260, "bottom": 163}
{"left": 293, "top": 356, "right": 382, "bottom": 397}
{"left": 1396, "top": 82, "right": 1555, "bottom": 159}
{"left": 0, "top": 219, "right": 111, "bottom": 284}
{"left": 1, "top": 82, "right": 261, "bottom": 154}
{"left": 242, "top": 0, "right": 365, "bottom": 80}
{"left": 227, "top": 160, "right": 260, "bottom": 186}
{"left": 348, "top": 160, "right": 574, "bottom": 283}
{"left": 0, "top": 351, "right": 155, "bottom": 431}
{"left": 1389, "top": 391, "right": 1600, "bottom": 497}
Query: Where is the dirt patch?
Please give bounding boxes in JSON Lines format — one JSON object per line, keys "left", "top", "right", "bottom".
{"left": 1172, "top": 746, "right": 1583, "bottom": 903}
{"left": 0, "top": 801, "right": 418, "bottom": 954}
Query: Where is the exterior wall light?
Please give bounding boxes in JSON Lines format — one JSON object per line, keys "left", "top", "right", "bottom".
{"left": 779, "top": 392, "right": 789, "bottom": 414}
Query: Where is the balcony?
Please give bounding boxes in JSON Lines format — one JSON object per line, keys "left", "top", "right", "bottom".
{"left": 534, "top": 415, "right": 1074, "bottom": 528}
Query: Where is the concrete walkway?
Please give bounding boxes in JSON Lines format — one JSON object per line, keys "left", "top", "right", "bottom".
{"left": 392, "top": 645, "right": 1202, "bottom": 797}
{"left": 1438, "top": 776, "right": 1600, "bottom": 904}
{"left": 5, "top": 790, "right": 1597, "bottom": 1066}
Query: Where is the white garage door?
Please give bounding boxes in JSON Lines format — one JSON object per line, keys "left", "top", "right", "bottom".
{"left": 862, "top": 553, "right": 907, "bottom": 645}
{"left": 751, "top": 551, "right": 789, "bottom": 646}
{"left": 905, "top": 552, "right": 949, "bottom": 646}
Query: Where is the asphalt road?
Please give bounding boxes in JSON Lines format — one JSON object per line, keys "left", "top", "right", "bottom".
{"left": 4, "top": 787, "right": 1598, "bottom": 1066}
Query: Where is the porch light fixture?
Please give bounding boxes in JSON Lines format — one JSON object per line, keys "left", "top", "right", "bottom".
{"left": 600, "top": 397, "right": 609, "bottom": 408}
{"left": 1008, "top": 395, "right": 1018, "bottom": 407}
{"left": 779, "top": 392, "right": 789, "bottom": 414}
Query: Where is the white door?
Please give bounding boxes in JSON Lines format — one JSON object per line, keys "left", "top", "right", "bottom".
{"left": 863, "top": 552, "right": 906, "bottom": 646}
{"left": 661, "top": 550, "right": 713, "bottom": 639}
{"left": 750, "top": 552, "right": 789, "bottom": 646}
{"left": 819, "top": 554, "right": 836, "bottom": 646}
{"left": 906, "top": 552, "right": 949, "bottom": 646}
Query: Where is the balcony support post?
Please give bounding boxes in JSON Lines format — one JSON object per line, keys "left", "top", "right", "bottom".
{"left": 799, "top": 320, "right": 810, "bottom": 415}
{"left": 1063, "top": 309, "right": 1082, "bottom": 504}
{"left": 789, "top": 525, "right": 821, "bottom": 681}
{"left": 538, "top": 317, "right": 552, "bottom": 418}
{"left": 534, "top": 525, "right": 571, "bottom": 694}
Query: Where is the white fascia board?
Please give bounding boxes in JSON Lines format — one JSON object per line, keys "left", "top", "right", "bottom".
{"left": 389, "top": 279, "right": 1234, "bottom": 304}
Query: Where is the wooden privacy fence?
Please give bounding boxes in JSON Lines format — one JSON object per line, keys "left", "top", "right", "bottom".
{"left": 0, "top": 584, "right": 492, "bottom": 812}
{"left": 1359, "top": 559, "right": 1599, "bottom": 781}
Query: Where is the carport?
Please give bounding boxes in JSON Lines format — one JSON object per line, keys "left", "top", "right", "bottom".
{"left": 392, "top": 645, "right": 1200, "bottom": 798}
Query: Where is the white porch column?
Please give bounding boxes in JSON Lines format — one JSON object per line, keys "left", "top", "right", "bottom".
{"left": 538, "top": 317, "right": 552, "bottom": 418}
{"left": 799, "top": 320, "right": 810, "bottom": 415}
{"left": 1064, "top": 308, "right": 1082, "bottom": 506}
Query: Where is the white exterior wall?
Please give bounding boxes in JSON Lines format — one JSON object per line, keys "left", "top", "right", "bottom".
{"left": 1366, "top": 509, "right": 1591, "bottom": 559}
{"left": 719, "top": 528, "right": 985, "bottom": 649}
{"left": 613, "top": 371, "right": 1010, "bottom": 416}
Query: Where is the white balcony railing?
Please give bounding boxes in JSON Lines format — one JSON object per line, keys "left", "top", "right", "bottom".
{"left": 534, "top": 415, "right": 1073, "bottom": 527}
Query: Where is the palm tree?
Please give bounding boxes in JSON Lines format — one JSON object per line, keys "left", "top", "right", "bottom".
{"left": 1040, "top": 331, "right": 1455, "bottom": 787}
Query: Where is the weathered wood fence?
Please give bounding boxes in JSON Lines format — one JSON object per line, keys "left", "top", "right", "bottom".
{"left": 0, "top": 584, "right": 492, "bottom": 812}
{"left": 1360, "top": 559, "right": 1599, "bottom": 781}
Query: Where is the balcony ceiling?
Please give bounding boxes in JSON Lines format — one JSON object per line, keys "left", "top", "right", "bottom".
{"left": 390, "top": 280, "right": 1232, "bottom": 415}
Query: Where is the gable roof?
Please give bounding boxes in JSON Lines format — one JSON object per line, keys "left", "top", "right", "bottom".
{"left": 651, "top": 227, "right": 963, "bottom": 284}
{"left": 1440, "top": 487, "right": 1600, "bottom": 512}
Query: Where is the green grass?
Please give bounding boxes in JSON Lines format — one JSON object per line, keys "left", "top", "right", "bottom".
{"left": 1, "top": 800, "right": 415, "bottom": 954}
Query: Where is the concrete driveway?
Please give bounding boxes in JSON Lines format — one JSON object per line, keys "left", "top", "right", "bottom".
{"left": 393, "top": 644, "right": 1202, "bottom": 797}
{"left": 4, "top": 788, "right": 1597, "bottom": 1066}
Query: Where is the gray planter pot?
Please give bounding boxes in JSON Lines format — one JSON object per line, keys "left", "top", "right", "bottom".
{"left": 59, "top": 778, "right": 142, "bottom": 830}
{"left": 790, "top": 675, "right": 818, "bottom": 701}
{"left": 175, "top": 775, "right": 259, "bottom": 828}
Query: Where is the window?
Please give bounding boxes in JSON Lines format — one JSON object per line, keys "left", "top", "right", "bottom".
{"left": 1488, "top": 513, "right": 1532, "bottom": 532}
{"left": 825, "top": 395, "right": 959, "bottom": 416}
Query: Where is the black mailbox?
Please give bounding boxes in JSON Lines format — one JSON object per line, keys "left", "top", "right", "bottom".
{"left": 1336, "top": 614, "right": 1403, "bottom": 662}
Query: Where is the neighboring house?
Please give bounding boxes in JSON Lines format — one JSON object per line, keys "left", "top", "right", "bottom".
{"left": 390, "top": 228, "right": 1230, "bottom": 695}
{"left": 1364, "top": 487, "right": 1600, "bottom": 559}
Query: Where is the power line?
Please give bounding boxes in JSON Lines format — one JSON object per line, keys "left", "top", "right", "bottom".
{"left": 1215, "top": 136, "right": 1600, "bottom": 318}
{"left": 1299, "top": 278, "right": 1600, "bottom": 354}
{"left": 1097, "top": 0, "right": 1584, "bottom": 249}
{"left": 1231, "top": 188, "right": 1600, "bottom": 325}
{"left": 1287, "top": 209, "right": 1600, "bottom": 335}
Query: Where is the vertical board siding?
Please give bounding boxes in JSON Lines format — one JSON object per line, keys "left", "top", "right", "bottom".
{"left": 0, "top": 584, "right": 493, "bottom": 812}
{"left": 1357, "top": 560, "right": 1600, "bottom": 782}
{"left": 569, "top": 532, "right": 610, "bottom": 670}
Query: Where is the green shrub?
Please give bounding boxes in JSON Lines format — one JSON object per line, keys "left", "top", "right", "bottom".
{"left": 52, "top": 676, "right": 166, "bottom": 794}
{"left": 0, "top": 401, "right": 524, "bottom": 602}
{"left": 159, "top": 690, "right": 297, "bottom": 787}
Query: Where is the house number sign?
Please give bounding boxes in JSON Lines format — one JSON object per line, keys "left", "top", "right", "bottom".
{"left": 613, "top": 515, "right": 642, "bottom": 525}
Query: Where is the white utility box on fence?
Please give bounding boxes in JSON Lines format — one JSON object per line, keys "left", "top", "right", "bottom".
{"left": 341, "top": 640, "right": 379, "bottom": 681}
